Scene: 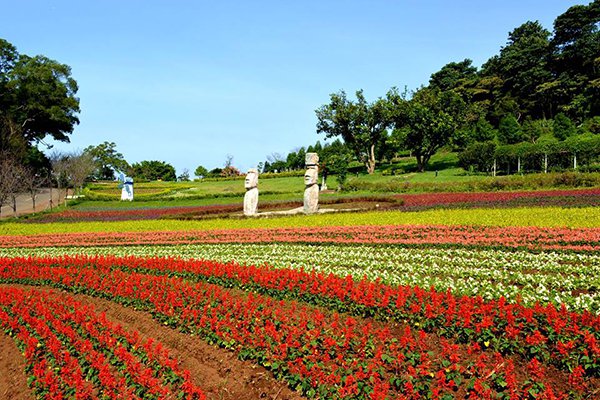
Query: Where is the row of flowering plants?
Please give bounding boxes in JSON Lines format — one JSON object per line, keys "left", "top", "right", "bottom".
{"left": 2, "top": 243, "right": 599, "bottom": 311}
{"left": 28, "top": 204, "right": 243, "bottom": 223}
{"left": 28, "top": 188, "right": 600, "bottom": 223}
{"left": 0, "top": 285, "right": 206, "bottom": 399}
{"left": 397, "top": 187, "right": 600, "bottom": 211}
{"left": 1, "top": 256, "right": 598, "bottom": 398}
{"left": 2, "top": 224, "right": 599, "bottom": 251}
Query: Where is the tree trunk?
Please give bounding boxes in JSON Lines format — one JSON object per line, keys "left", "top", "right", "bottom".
{"left": 11, "top": 196, "right": 17, "bottom": 217}
{"left": 366, "top": 144, "right": 376, "bottom": 174}
{"left": 544, "top": 153, "right": 548, "bottom": 174}
{"left": 416, "top": 155, "right": 424, "bottom": 172}
{"left": 493, "top": 159, "right": 497, "bottom": 177}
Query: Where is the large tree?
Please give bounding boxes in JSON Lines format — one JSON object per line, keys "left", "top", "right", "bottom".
{"left": 0, "top": 38, "right": 79, "bottom": 160}
{"left": 547, "top": 1, "right": 600, "bottom": 119}
{"left": 481, "top": 21, "right": 552, "bottom": 119}
{"left": 131, "top": 160, "right": 176, "bottom": 181}
{"left": 389, "top": 87, "right": 466, "bottom": 172}
{"left": 84, "top": 141, "right": 129, "bottom": 180}
{"left": 316, "top": 90, "right": 390, "bottom": 174}
{"left": 429, "top": 59, "right": 478, "bottom": 92}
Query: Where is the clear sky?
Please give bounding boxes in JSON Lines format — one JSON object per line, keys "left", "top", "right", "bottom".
{"left": 2, "top": 0, "right": 581, "bottom": 176}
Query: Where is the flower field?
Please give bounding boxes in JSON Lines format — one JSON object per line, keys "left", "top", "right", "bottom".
{"left": 24, "top": 188, "right": 600, "bottom": 223}
{"left": 1, "top": 193, "right": 600, "bottom": 398}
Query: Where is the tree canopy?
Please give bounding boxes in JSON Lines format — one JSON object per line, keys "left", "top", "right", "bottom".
{"left": 315, "top": 90, "right": 390, "bottom": 174}
{"left": 84, "top": 141, "right": 129, "bottom": 180}
{"left": 0, "top": 38, "right": 80, "bottom": 162}
{"left": 131, "top": 160, "right": 176, "bottom": 181}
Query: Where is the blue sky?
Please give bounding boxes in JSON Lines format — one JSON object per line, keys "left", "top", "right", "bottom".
{"left": 2, "top": 0, "right": 581, "bottom": 175}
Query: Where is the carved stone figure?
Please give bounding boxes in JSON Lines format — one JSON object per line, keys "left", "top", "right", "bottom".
{"left": 303, "top": 153, "right": 319, "bottom": 214}
{"left": 243, "top": 168, "right": 259, "bottom": 216}
{"left": 305, "top": 152, "right": 319, "bottom": 166}
{"left": 121, "top": 177, "right": 134, "bottom": 201}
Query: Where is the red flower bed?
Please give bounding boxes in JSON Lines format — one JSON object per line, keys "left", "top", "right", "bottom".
{"left": 2, "top": 224, "right": 599, "bottom": 251}
{"left": 1, "top": 255, "right": 598, "bottom": 398}
{"left": 397, "top": 188, "right": 600, "bottom": 210}
{"left": 30, "top": 204, "right": 242, "bottom": 223}
{"left": 0, "top": 286, "right": 206, "bottom": 399}
{"left": 29, "top": 188, "right": 600, "bottom": 222}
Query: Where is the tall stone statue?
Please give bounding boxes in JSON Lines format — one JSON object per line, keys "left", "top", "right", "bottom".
{"left": 120, "top": 176, "right": 134, "bottom": 201}
{"left": 243, "top": 168, "right": 259, "bottom": 216}
{"left": 303, "top": 153, "right": 319, "bottom": 214}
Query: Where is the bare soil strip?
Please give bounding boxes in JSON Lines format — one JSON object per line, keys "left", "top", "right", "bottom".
{"left": 5, "top": 284, "right": 303, "bottom": 400}
{"left": 0, "top": 330, "right": 34, "bottom": 400}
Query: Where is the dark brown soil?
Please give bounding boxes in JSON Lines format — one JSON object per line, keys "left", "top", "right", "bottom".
{"left": 0, "top": 285, "right": 305, "bottom": 400}
{"left": 0, "top": 330, "right": 34, "bottom": 400}
{"left": 69, "top": 292, "right": 305, "bottom": 400}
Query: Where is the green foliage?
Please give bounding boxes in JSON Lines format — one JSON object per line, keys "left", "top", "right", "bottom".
{"left": 194, "top": 165, "right": 208, "bottom": 178}
{"left": 553, "top": 113, "right": 577, "bottom": 140}
{"left": 131, "top": 160, "right": 176, "bottom": 181}
{"left": 84, "top": 141, "right": 129, "bottom": 180}
{"left": 458, "top": 141, "right": 497, "bottom": 173}
{"left": 522, "top": 118, "right": 553, "bottom": 143}
{"left": 389, "top": 87, "right": 466, "bottom": 172}
{"left": 177, "top": 169, "right": 190, "bottom": 182}
{"left": 429, "top": 59, "right": 478, "bottom": 91}
{"left": 0, "top": 38, "right": 79, "bottom": 159}
{"left": 498, "top": 115, "right": 523, "bottom": 144}
{"left": 315, "top": 90, "right": 391, "bottom": 174}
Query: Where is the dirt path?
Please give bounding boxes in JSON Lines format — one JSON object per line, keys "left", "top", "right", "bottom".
{"left": 0, "top": 284, "right": 305, "bottom": 400}
{"left": 0, "top": 331, "right": 34, "bottom": 400}
{"left": 0, "top": 188, "right": 66, "bottom": 219}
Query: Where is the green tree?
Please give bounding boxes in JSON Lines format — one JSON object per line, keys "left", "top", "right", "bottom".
{"left": 553, "top": 113, "right": 577, "bottom": 140}
{"left": 548, "top": 1, "right": 600, "bottom": 119}
{"left": 481, "top": 21, "right": 552, "bottom": 119}
{"left": 178, "top": 168, "right": 190, "bottom": 181}
{"left": 131, "top": 160, "right": 176, "bottom": 181}
{"left": 0, "top": 38, "right": 80, "bottom": 159}
{"left": 194, "top": 165, "right": 208, "bottom": 178}
{"left": 320, "top": 139, "right": 353, "bottom": 184}
{"left": 316, "top": 90, "right": 390, "bottom": 174}
{"left": 429, "top": 59, "right": 478, "bottom": 92}
{"left": 389, "top": 87, "right": 466, "bottom": 172}
{"left": 498, "top": 115, "right": 523, "bottom": 144}
{"left": 84, "top": 141, "right": 129, "bottom": 180}
{"left": 522, "top": 118, "right": 553, "bottom": 143}
{"left": 458, "top": 141, "right": 497, "bottom": 173}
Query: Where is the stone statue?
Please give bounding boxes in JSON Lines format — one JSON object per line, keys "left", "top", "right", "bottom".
{"left": 243, "top": 168, "right": 259, "bottom": 216}
{"left": 120, "top": 176, "right": 134, "bottom": 201}
{"left": 303, "top": 153, "right": 319, "bottom": 214}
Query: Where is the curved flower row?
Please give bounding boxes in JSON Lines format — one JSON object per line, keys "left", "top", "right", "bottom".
{"left": 1, "top": 224, "right": 599, "bottom": 251}
{"left": 1, "top": 256, "right": 598, "bottom": 380}
{"left": 0, "top": 286, "right": 206, "bottom": 400}
{"left": 1, "top": 261, "right": 592, "bottom": 398}
{"left": 3, "top": 243, "right": 598, "bottom": 311}
{"left": 30, "top": 203, "right": 242, "bottom": 223}
{"left": 32, "top": 188, "right": 600, "bottom": 222}
{"left": 398, "top": 187, "right": 600, "bottom": 210}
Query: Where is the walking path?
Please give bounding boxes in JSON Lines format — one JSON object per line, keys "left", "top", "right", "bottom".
{"left": 0, "top": 188, "right": 66, "bottom": 219}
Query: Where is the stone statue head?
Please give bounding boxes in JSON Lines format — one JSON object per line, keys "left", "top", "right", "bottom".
{"left": 244, "top": 169, "right": 258, "bottom": 189}
{"left": 304, "top": 167, "right": 318, "bottom": 186}
{"left": 305, "top": 152, "right": 319, "bottom": 166}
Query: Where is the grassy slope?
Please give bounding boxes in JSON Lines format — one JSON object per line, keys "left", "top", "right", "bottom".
{"left": 1, "top": 207, "right": 598, "bottom": 235}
